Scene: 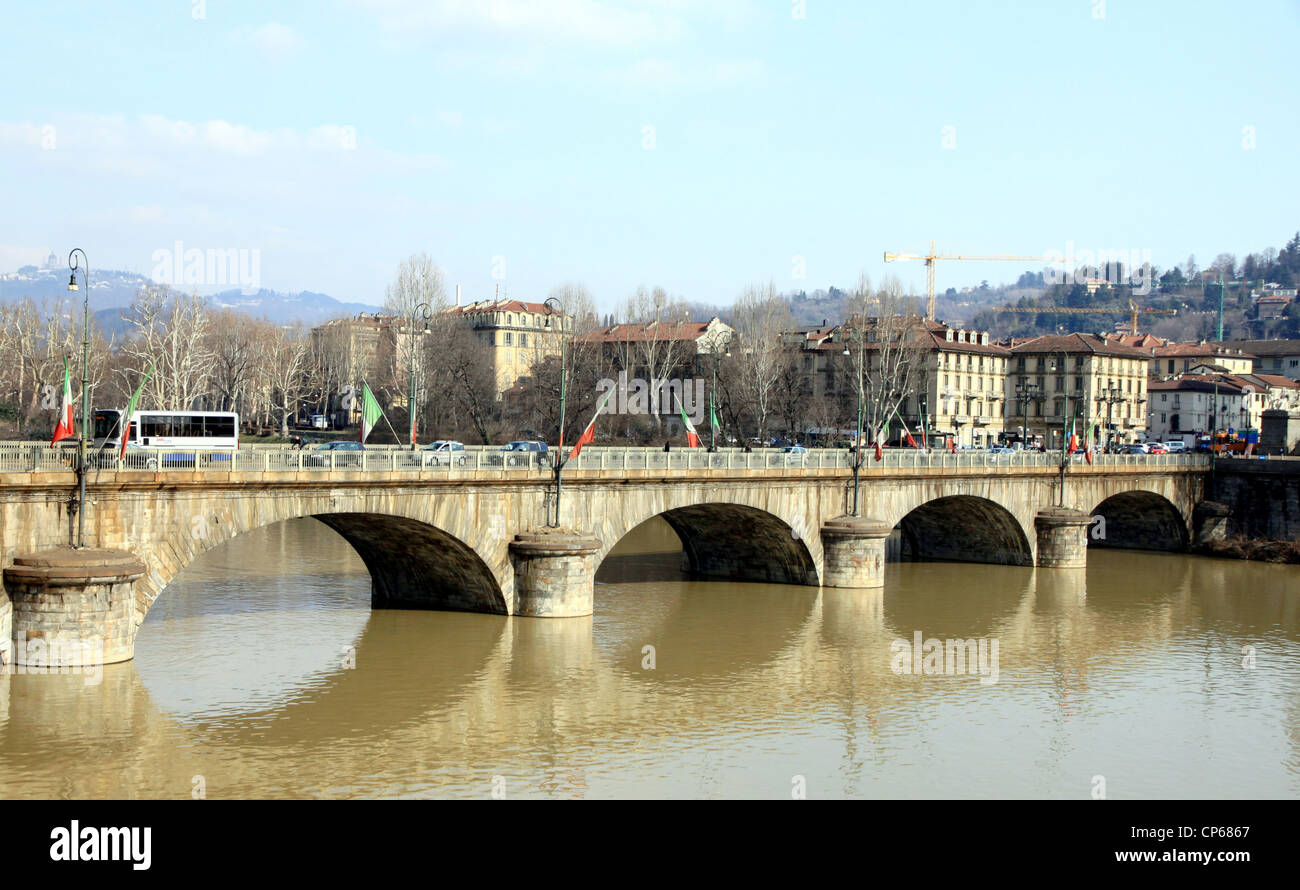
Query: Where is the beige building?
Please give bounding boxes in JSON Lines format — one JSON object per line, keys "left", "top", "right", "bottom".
{"left": 794, "top": 319, "right": 1011, "bottom": 448}
{"left": 444, "top": 298, "right": 570, "bottom": 393}
{"left": 1007, "top": 334, "right": 1150, "bottom": 448}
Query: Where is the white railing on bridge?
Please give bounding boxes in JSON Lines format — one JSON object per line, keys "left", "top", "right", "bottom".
{"left": 0, "top": 445, "right": 1213, "bottom": 476}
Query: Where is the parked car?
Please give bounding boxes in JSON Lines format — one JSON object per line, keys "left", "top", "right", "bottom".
{"left": 306, "top": 440, "right": 365, "bottom": 467}
{"left": 422, "top": 440, "right": 466, "bottom": 466}
{"left": 1146, "top": 443, "right": 1169, "bottom": 455}
{"left": 500, "top": 440, "right": 548, "bottom": 453}
{"left": 499, "top": 440, "right": 549, "bottom": 466}
{"left": 1122, "top": 444, "right": 1147, "bottom": 455}
{"left": 1162, "top": 440, "right": 1187, "bottom": 453}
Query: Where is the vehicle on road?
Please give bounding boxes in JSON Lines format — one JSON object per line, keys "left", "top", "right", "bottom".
{"left": 1146, "top": 443, "right": 1168, "bottom": 455}
{"left": 498, "top": 440, "right": 549, "bottom": 467}
{"left": 1122, "top": 444, "right": 1147, "bottom": 455}
{"left": 422, "top": 440, "right": 467, "bottom": 466}
{"left": 305, "top": 440, "right": 365, "bottom": 467}
{"left": 1162, "top": 440, "right": 1187, "bottom": 453}
{"left": 988, "top": 445, "right": 1016, "bottom": 455}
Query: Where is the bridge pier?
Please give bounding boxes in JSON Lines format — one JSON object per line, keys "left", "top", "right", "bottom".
{"left": 3, "top": 548, "right": 146, "bottom": 667}
{"left": 820, "top": 517, "right": 891, "bottom": 588}
{"left": 1034, "top": 508, "right": 1091, "bottom": 568}
{"left": 1193, "top": 501, "right": 1232, "bottom": 547}
{"left": 509, "top": 530, "right": 602, "bottom": 617}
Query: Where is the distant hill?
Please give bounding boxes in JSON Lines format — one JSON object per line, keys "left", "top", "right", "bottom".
{"left": 0, "top": 265, "right": 377, "bottom": 327}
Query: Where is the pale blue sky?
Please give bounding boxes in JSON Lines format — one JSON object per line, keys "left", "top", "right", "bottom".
{"left": 2, "top": 0, "right": 1297, "bottom": 310}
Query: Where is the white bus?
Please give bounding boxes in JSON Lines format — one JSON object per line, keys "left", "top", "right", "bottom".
{"left": 94, "top": 410, "right": 239, "bottom": 451}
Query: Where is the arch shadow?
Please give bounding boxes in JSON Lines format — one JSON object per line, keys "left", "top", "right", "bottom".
{"left": 1089, "top": 491, "right": 1188, "bottom": 553}
{"left": 893, "top": 495, "right": 1034, "bottom": 567}
{"left": 612, "top": 503, "right": 819, "bottom": 586}
{"left": 313, "top": 513, "right": 506, "bottom": 613}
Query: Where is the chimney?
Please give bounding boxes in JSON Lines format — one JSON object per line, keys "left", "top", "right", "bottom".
{"left": 455, "top": 283, "right": 462, "bottom": 307}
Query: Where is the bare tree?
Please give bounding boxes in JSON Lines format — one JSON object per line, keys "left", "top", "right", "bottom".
{"left": 838, "top": 274, "right": 928, "bottom": 445}
{"left": 730, "top": 281, "right": 794, "bottom": 444}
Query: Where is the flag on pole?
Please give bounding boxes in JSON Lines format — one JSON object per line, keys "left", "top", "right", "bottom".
{"left": 676, "top": 392, "right": 701, "bottom": 448}
{"left": 360, "top": 382, "right": 383, "bottom": 444}
{"left": 874, "top": 440, "right": 883, "bottom": 461}
{"left": 1067, "top": 413, "right": 1079, "bottom": 455}
{"left": 1083, "top": 421, "right": 1096, "bottom": 465}
{"left": 120, "top": 365, "right": 153, "bottom": 459}
{"left": 51, "top": 357, "right": 75, "bottom": 445}
{"left": 569, "top": 387, "right": 616, "bottom": 461}
{"left": 904, "top": 431, "right": 917, "bottom": 449}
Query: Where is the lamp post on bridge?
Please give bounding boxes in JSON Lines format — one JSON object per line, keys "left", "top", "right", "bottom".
{"left": 1015, "top": 380, "right": 1040, "bottom": 449}
{"left": 1101, "top": 384, "right": 1125, "bottom": 452}
{"left": 1050, "top": 349, "right": 1074, "bottom": 506}
{"left": 708, "top": 330, "right": 732, "bottom": 451}
{"left": 66, "top": 249, "right": 91, "bottom": 549}
{"left": 544, "top": 297, "right": 568, "bottom": 527}
{"left": 842, "top": 320, "right": 865, "bottom": 517}
{"left": 407, "top": 302, "right": 432, "bottom": 450}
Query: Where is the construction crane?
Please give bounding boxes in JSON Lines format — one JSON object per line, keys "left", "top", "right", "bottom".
{"left": 884, "top": 241, "right": 1068, "bottom": 320}
{"left": 992, "top": 300, "right": 1177, "bottom": 334}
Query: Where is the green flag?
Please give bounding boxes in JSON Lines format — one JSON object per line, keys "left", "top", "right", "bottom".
{"left": 360, "top": 382, "right": 383, "bottom": 443}
{"left": 120, "top": 364, "right": 153, "bottom": 458}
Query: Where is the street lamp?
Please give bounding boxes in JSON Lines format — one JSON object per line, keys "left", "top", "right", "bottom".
{"left": 544, "top": 297, "right": 568, "bottom": 527}
{"left": 842, "top": 321, "right": 865, "bottom": 517}
{"left": 67, "top": 249, "right": 91, "bottom": 549}
{"left": 709, "top": 330, "right": 732, "bottom": 451}
{"left": 1015, "top": 380, "right": 1041, "bottom": 449}
{"left": 1049, "top": 349, "right": 1074, "bottom": 506}
{"left": 1101, "top": 385, "right": 1125, "bottom": 451}
{"left": 407, "top": 302, "right": 433, "bottom": 450}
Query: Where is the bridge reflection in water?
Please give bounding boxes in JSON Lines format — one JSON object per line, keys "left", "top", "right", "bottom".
{"left": 0, "top": 516, "right": 1296, "bottom": 799}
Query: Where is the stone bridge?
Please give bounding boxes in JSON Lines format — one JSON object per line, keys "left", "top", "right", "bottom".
{"left": 0, "top": 454, "right": 1211, "bottom": 665}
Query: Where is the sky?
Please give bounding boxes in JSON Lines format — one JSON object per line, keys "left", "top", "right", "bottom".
{"left": 2, "top": 0, "right": 1297, "bottom": 311}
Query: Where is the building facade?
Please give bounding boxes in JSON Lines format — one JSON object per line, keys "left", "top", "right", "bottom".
{"left": 1006, "top": 334, "right": 1150, "bottom": 448}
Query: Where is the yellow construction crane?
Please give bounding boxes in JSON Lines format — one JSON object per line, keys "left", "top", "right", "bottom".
{"left": 993, "top": 300, "right": 1177, "bottom": 334}
{"left": 884, "top": 241, "right": 1068, "bottom": 320}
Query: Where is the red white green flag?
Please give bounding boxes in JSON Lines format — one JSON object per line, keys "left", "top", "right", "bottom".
{"left": 569, "top": 387, "right": 616, "bottom": 461}
{"left": 120, "top": 364, "right": 153, "bottom": 459}
{"left": 676, "top": 392, "right": 700, "bottom": 448}
{"left": 51, "top": 357, "right": 75, "bottom": 445}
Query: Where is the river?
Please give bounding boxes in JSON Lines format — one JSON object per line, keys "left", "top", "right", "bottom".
{"left": 1, "top": 517, "right": 1296, "bottom": 799}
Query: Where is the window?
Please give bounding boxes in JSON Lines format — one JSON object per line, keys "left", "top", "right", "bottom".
{"left": 520, "top": 333, "right": 528, "bottom": 347}
{"left": 505, "top": 332, "right": 513, "bottom": 345}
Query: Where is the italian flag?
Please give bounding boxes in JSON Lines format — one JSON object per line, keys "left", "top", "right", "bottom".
{"left": 51, "top": 357, "right": 75, "bottom": 445}
{"left": 676, "top": 393, "right": 700, "bottom": 448}
{"left": 1083, "top": 421, "right": 1096, "bottom": 465}
{"left": 120, "top": 364, "right": 153, "bottom": 459}
{"left": 360, "top": 382, "right": 383, "bottom": 443}
{"left": 569, "top": 387, "right": 616, "bottom": 461}
{"left": 1067, "top": 414, "right": 1079, "bottom": 455}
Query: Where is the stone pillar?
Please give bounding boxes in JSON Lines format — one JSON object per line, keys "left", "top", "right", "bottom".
{"left": 1193, "top": 501, "right": 1232, "bottom": 547}
{"left": 509, "top": 530, "right": 601, "bottom": 618}
{"left": 820, "top": 516, "right": 892, "bottom": 588}
{"left": 1034, "top": 508, "right": 1091, "bottom": 568}
{"left": 4, "top": 549, "right": 146, "bottom": 666}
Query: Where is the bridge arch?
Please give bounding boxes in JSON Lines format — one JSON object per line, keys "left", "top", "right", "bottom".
{"left": 1089, "top": 490, "right": 1188, "bottom": 552}
{"left": 891, "top": 494, "right": 1034, "bottom": 566}
{"left": 593, "top": 500, "right": 819, "bottom": 586}
{"left": 134, "top": 500, "right": 508, "bottom": 623}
